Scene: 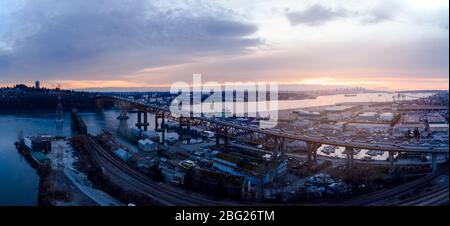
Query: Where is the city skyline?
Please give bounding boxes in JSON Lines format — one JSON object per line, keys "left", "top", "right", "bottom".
{"left": 0, "top": 0, "right": 449, "bottom": 91}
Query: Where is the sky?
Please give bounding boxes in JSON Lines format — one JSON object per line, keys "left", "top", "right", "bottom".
{"left": 0, "top": 0, "right": 448, "bottom": 91}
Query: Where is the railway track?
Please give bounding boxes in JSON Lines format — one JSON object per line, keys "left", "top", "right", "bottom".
{"left": 337, "top": 165, "right": 448, "bottom": 206}
{"left": 81, "top": 135, "right": 238, "bottom": 206}
{"left": 398, "top": 187, "right": 449, "bottom": 206}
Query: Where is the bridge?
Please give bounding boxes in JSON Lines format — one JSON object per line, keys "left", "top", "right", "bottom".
{"left": 94, "top": 95, "right": 449, "bottom": 173}
{"left": 72, "top": 109, "right": 87, "bottom": 135}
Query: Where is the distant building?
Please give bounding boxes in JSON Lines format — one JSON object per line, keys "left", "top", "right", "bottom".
{"left": 293, "top": 110, "right": 321, "bottom": 118}
{"left": 426, "top": 113, "right": 447, "bottom": 124}
{"left": 142, "top": 130, "right": 160, "bottom": 142}
{"left": 402, "top": 114, "right": 422, "bottom": 124}
{"left": 318, "top": 122, "right": 345, "bottom": 135}
{"left": 138, "top": 139, "right": 158, "bottom": 153}
{"left": 114, "top": 148, "right": 130, "bottom": 162}
{"left": 394, "top": 123, "right": 425, "bottom": 136}
{"left": 429, "top": 124, "right": 449, "bottom": 134}
{"left": 380, "top": 112, "right": 394, "bottom": 122}
{"left": 323, "top": 105, "right": 358, "bottom": 121}
{"left": 399, "top": 105, "right": 448, "bottom": 112}
{"left": 346, "top": 122, "right": 390, "bottom": 133}
{"left": 357, "top": 112, "right": 379, "bottom": 121}
{"left": 35, "top": 81, "right": 40, "bottom": 89}
{"left": 23, "top": 134, "right": 52, "bottom": 153}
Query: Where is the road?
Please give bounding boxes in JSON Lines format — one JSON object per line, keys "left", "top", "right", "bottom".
{"left": 64, "top": 167, "right": 122, "bottom": 206}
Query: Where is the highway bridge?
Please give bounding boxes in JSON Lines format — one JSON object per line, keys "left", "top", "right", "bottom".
{"left": 94, "top": 96, "right": 448, "bottom": 173}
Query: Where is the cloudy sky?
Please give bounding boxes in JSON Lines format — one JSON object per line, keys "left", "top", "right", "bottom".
{"left": 0, "top": 0, "right": 448, "bottom": 91}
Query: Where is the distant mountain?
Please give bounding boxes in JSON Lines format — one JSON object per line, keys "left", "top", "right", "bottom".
{"left": 76, "top": 83, "right": 359, "bottom": 92}
{"left": 278, "top": 84, "right": 355, "bottom": 91}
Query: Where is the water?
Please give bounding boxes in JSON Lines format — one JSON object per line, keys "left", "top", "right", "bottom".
{"left": 0, "top": 113, "right": 73, "bottom": 205}
{"left": 190, "top": 92, "right": 434, "bottom": 114}
{"left": 271, "top": 92, "right": 433, "bottom": 110}
{"left": 0, "top": 92, "right": 435, "bottom": 205}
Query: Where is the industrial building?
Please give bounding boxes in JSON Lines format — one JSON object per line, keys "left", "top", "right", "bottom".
{"left": 138, "top": 139, "right": 158, "bottom": 153}
{"left": 323, "top": 105, "right": 358, "bottom": 121}
{"left": 293, "top": 110, "right": 321, "bottom": 119}
{"left": 23, "top": 134, "right": 52, "bottom": 153}
{"left": 380, "top": 112, "right": 395, "bottom": 122}
{"left": 357, "top": 112, "right": 379, "bottom": 121}
{"left": 346, "top": 123, "right": 391, "bottom": 133}
{"left": 212, "top": 148, "right": 287, "bottom": 187}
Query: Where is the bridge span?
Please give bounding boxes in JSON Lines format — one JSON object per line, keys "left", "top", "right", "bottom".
{"left": 94, "top": 96, "right": 449, "bottom": 173}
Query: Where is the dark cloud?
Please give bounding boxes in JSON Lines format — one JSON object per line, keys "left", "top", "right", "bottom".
{"left": 286, "top": 3, "right": 398, "bottom": 26}
{"left": 359, "top": 3, "right": 396, "bottom": 24}
{"left": 0, "top": 0, "right": 260, "bottom": 80}
{"left": 285, "top": 5, "right": 349, "bottom": 26}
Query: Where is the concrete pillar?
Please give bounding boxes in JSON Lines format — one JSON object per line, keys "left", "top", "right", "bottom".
{"left": 345, "top": 147, "right": 354, "bottom": 189}
{"left": 345, "top": 147, "right": 354, "bottom": 170}
{"left": 161, "top": 116, "right": 165, "bottom": 143}
{"left": 307, "top": 144, "right": 312, "bottom": 163}
{"left": 215, "top": 128, "right": 220, "bottom": 146}
{"left": 281, "top": 138, "right": 287, "bottom": 157}
{"left": 306, "top": 142, "right": 320, "bottom": 163}
{"left": 143, "top": 112, "right": 148, "bottom": 131}
{"left": 431, "top": 153, "right": 437, "bottom": 172}
{"left": 313, "top": 146, "right": 318, "bottom": 162}
{"left": 155, "top": 114, "right": 159, "bottom": 131}
{"left": 272, "top": 138, "right": 279, "bottom": 156}
{"left": 137, "top": 111, "right": 142, "bottom": 129}
{"left": 389, "top": 151, "right": 395, "bottom": 175}
{"left": 224, "top": 130, "right": 229, "bottom": 145}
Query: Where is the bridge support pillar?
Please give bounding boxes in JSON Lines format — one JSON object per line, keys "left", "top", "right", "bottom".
{"left": 389, "top": 151, "right": 395, "bottom": 176}
{"left": 143, "top": 112, "right": 148, "bottom": 131}
{"left": 137, "top": 111, "right": 142, "bottom": 129}
{"left": 224, "top": 133, "right": 229, "bottom": 145}
{"left": 161, "top": 116, "right": 165, "bottom": 144}
{"left": 155, "top": 113, "right": 159, "bottom": 131}
{"left": 345, "top": 146, "right": 354, "bottom": 171}
{"left": 306, "top": 142, "right": 319, "bottom": 163}
{"left": 155, "top": 110, "right": 165, "bottom": 131}
{"left": 135, "top": 111, "right": 149, "bottom": 131}
{"left": 281, "top": 138, "right": 287, "bottom": 157}
{"left": 431, "top": 153, "right": 438, "bottom": 172}
{"left": 313, "top": 147, "right": 318, "bottom": 162}
{"left": 178, "top": 116, "right": 191, "bottom": 144}
{"left": 307, "top": 148, "right": 312, "bottom": 163}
